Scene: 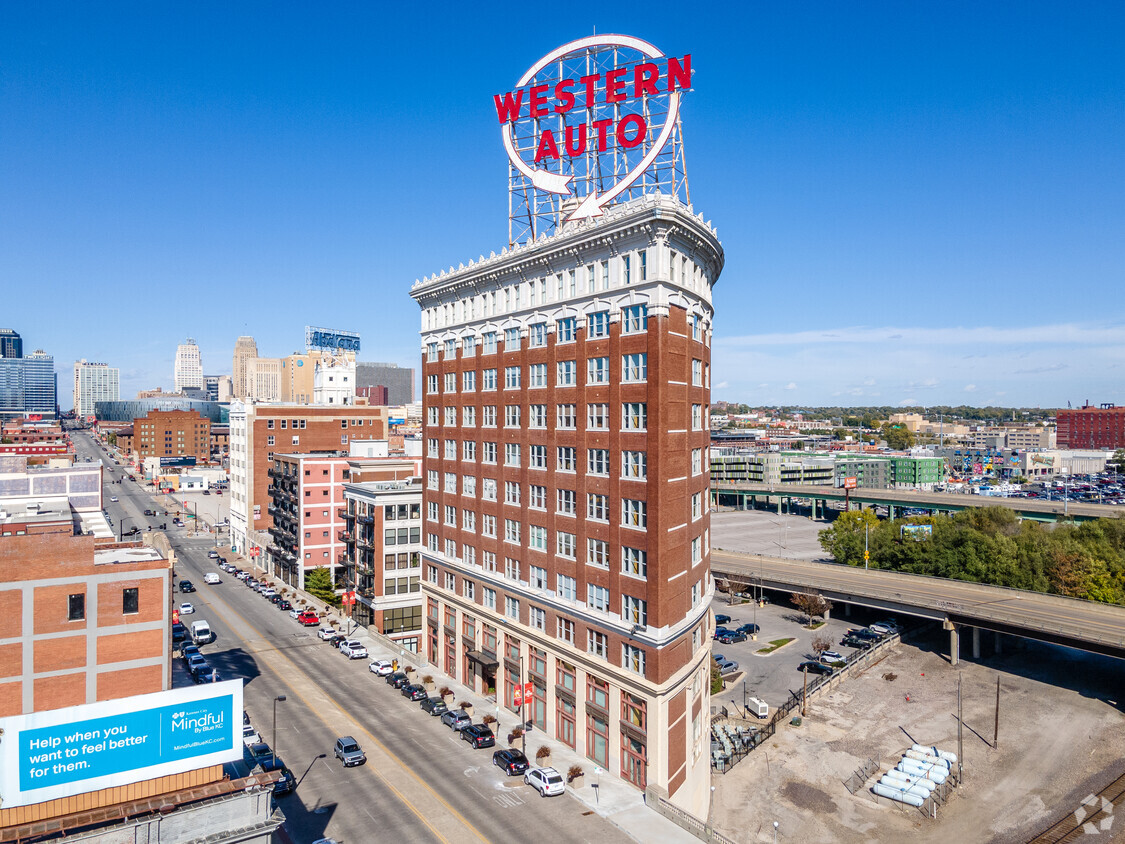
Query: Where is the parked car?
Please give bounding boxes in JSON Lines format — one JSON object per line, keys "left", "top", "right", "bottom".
{"left": 298, "top": 612, "right": 320, "bottom": 626}
{"left": 257, "top": 756, "right": 295, "bottom": 795}
{"left": 289, "top": 608, "right": 304, "bottom": 619}
{"left": 109, "top": 496, "right": 118, "bottom": 502}
{"left": 847, "top": 628, "right": 882, "bottom": 641}
{"left": 203, "top": 573, "right": 221, "bottom": 584}
{"left": 797, "top": 661, "right": 834, "bottom": 676}
{"left": 340, "top": 640, "right": 368, "bottom": 659}
{"left": 247, "top": 742, "right": 273, "bottom": 764}
{"left": 334, "top": 736, "right": 366, "bottom": 767}
{"left": 260, "top": 588, "right": 276, "bottom": 599}
{"left": 715, "top": 631, "right": 747, "bottom": 644}
{"left": 178, "top": 602, "right": 195, "bottom": 615}
{"left": 242, "top": 723, "right": 262, "bottom": 746}
{"left": 420, "top": 697, "right": 448, "bottom": 716}
{"left": 179, "top": 580, "right": 195, "bottom": 593}
{"left": 820, "top": 650, "right": 845, "bottom": 663}
{"left": 714, "top": 614, "right": 732, "bottom": 625}
{"left": 841, "top": 634, "right": 874, "bottom": 649}
{"left": 172, "top": 622, "right": 187, "bottom": 644}
{"left": 441, "top": 710, "right": 472, "bottom": 731}
{"left": 208, "top": 550, "right": 219, "bottom": 559}
{"left": 492, "top": 748, "right": 530, "bottom": 776}
{"left": 713, "top": 627, "right": 733, "bottom": 638}
{"left": 277, "top": 600, "right": 292, "bottom": 611}
{"left": 524, "top": 766, "right": 566, "bottom": 797}
{"left": 181, "top": 644, "right": 201, "bottom": 665}
{"left": 735, "top": 623, "right": 760, "bottom": 635}
{"left": 318, "top": 627, "right": 337, "bottom": 641}
{"left": 327, "top": 633, "right": 347, "bottom": 648}
{"left": 386, "top": 672, "right": 409, "bottom": 689}
{"left": 460, "top": 724, "right": 495, "bottom": 749}
{"left": 402, "top": 684, "right": 427, "bottom": 701}
{"left": 369, "top": 659, "right": 393, "bottom": 676}
{"left": 716, "top": 658, "right": 739, "bottom": 673}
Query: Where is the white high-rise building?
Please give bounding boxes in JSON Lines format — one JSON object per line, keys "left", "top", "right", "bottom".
{"left": 313, "top": 352, "right": 356, "bottom": 406}
{"left": 232, "top": 336, "right": 258, "bottom": 399}
{"left": 174, "top": 339, "right": 204, "bottom": 392}
{"left": 72, "top": 360, "right": 119, "bottom": 418}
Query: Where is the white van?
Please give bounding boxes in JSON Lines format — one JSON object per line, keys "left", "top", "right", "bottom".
{"left": 747, "top": 697, "right": 769, "bottom": 719}
{"left": 190, "top": 620, "right": 212, "bottom": 645}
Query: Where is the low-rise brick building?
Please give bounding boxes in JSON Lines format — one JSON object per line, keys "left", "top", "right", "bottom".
{"left": 133, "top": 409, "right": 211, "bottom": 462}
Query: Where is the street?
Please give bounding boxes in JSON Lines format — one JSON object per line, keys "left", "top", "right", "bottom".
{"left": 76, "top": 431, "right": 631, "bottom": 844}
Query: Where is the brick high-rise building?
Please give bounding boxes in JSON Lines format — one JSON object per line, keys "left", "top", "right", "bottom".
{"left": 410, "top": 194, "right": 722, "bottom": 811}
{"left": 1057, "top": 404, "right": 1125, "bottom": 450}
{"left": 132, "top": 409, "right": 212, "bottom": 462}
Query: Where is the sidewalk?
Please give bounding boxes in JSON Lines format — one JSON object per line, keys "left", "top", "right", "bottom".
{"left": 228, "top": 553, "right": 702, "bottom": 844}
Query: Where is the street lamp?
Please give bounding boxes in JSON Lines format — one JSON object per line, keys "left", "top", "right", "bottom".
{"left": 118, "top": 516, "right": 136, "bottom": 542}
{"left": 272, "top": 695, "right": 287, "bottom": 767}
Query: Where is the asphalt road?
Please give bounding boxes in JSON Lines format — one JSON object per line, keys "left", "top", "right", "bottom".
{"left": 76, "top": 431, "right": 630, "bottom": 844}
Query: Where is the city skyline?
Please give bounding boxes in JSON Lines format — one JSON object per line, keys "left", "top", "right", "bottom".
{"left": 2, "top": 3, "right": 1123, "bottom": 409}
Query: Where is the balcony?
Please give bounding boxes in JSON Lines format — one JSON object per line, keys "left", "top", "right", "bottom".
{"left": 338, "top": 507, "right": 354, "bottom": 520}
{"left": 338, "top": 530, "right": 354, "bottom": 544}
{"left": 267, "top": 467, "right": 280, "bottom": 479}
{"left": 358, "top": 514, "right": 375, "bottom": 525}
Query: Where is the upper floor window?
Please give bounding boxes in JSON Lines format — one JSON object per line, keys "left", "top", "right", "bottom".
{"left": 463, "top": 335, "right": 476, "bottom": 356}
{"left": 556, "top": 317, "right": 576, "bottom": 343}
{"left": 482, "top": 332, "right": 498, "bottom": 354}
{"left": 622, "top": 353, "right": 647, "bottom": 383}
{"left": 557, "top": 360, "right": 576, "bottom": 386}
{"left": 444, "top": 338, "right": 457, "bottom": 358}
{"left": 427, "top": 342, "right": 438, "bottom": 362}
{"left": 504, "top": 327, "right": 521, "bottom": 351}
{"left": 587, "top": 312, "right": 610, "bottom": 339}
{"left": 529, "top": 323, "right": 547, "bottom": 347}
{"left": 587, "top": 357, "right": 609, "bottom": 385}
{"left": 622, "top": 304, "right": 648, "bottom": 334}
{"left": 504, "top": 366, "right": 521, "bottom": 389}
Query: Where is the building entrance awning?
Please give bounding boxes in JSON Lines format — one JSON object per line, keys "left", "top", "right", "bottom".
{"left": 465, "top": 650, "right": 498, "bottom": 670}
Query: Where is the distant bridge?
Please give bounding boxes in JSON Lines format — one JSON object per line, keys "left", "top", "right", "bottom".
{"left": 711, "top": 481, "right": 1125, "bottom": 523}
{"left": 711, "top": 550, "right": 1125, "bottom": 662}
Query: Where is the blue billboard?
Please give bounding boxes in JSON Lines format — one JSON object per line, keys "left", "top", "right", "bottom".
{"left": 0, "top": 680, "right": 243, "bottom": 808}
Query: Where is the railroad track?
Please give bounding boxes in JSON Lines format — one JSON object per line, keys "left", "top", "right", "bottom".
{"left": 1027, "top": 769, "right": 1125, "bottom": 843}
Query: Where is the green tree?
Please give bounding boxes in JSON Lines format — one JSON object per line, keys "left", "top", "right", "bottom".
{"left": 818, "top": 510, "right": 880, "bottom": 566}
{"left": 710, "top": 657, "right": 723, "bottom": 693}
{"left": 107, "top": 432, "right": 117, "bottom": 446}
{"left": 1108, "top": 449, "right": 1125, "bottom": 474}
{"left": 881, "top": 423, "right": 915, "bottom": 450}
{"left": 304, "top": 566, "right": 339, "bottom": 607}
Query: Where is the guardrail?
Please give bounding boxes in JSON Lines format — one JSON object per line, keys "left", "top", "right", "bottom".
{"left": 644, "top": 788, "right": 738, "bottom": 844}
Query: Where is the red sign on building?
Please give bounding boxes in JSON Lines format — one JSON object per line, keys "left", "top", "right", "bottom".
{"left": 513, "top": 681, "right": 534, "bottom": 707}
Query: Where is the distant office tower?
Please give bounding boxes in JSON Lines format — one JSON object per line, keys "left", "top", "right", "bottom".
{"left": 204, "top": 375, "right": 221, "bottom": 402}
{"left": 0, "top": 329, "right": 21, "bottom": 359}
{"left": 174, "top": 339, "right": 204, "bottom": 392}
{"left": 0, "top": 350, "right": 57, "bottom": 419}
{"left": 246, "top": 357, "right": 282, "bottom": 402}
{"left": 232, "top": 336, "right": 258, "bottom": 398}
{"left": 73, "top": 360, "right": 120, "bottom": 417}
{"left": 356, "top": 362, "right": 414, "bottom": 406}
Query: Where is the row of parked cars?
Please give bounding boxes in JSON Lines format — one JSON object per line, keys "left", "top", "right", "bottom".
{"left": 242, "top": 714, "right": 295, "bottom": 795}
{"left": 365, "top": 659, "right": 565, "bottom": 796}
{"left": 796, "top": 618, "right": 903, "bottom": 676}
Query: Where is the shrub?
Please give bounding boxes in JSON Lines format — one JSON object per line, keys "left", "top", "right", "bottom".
{"left": 439, "top": 686, "right": 453, "bottom": 697}
{"left": 535, "top": 745, "right": 551, "bottom": 760}
{"left": 459, "top": 701, "right": 473, "bottom": 711}
{"left": 567, "top": 765, "right": 584, "bottom": 783}
{"left": 482, "top": 714, "right": 497, "bottom": 725}
{"left": 509, "top": 726, "right": 524, "bottom": 738}
{"left": 422, "top": 675, "right": 434, "bottom": 685}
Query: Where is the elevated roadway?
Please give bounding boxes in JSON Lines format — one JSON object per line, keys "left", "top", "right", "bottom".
{"left": 711, "top": 549, "right": 1125, "bottom": 662}
{"left": 712, "top": 480, "right": 1125, "bottom": 523}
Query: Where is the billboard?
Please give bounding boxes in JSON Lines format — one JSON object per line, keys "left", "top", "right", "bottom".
{"left": 0, "top": 680, "right": 243, "bottom": 808}
{"left": 306, "top": 325, "right": 361, "bottom": 353}
{"left": 901, "top": 524, "right": 933, "bottom": 541}
{"left": 159, "top": 456, "right": 197, "bottom": 467}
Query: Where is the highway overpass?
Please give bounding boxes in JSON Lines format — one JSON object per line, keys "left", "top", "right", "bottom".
{"left": 711, "top": 550, "right": 1125, "bottom": 663}
{"left": 712, "top": 480, "right": 1125, "bottom": 523}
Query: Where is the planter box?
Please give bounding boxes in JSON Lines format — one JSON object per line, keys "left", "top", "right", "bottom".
{"left": 535, "top": 753, "right": 551, "bottom": 768}
{"left": 423, "top": 681, "right": 435, "bottom": 692}
{"left": 442, "top": 693, "right": 455, "bottom": 706}
{"left": 508, "top": 736, "right": 524, "bottom": 752}
{"left": 568, "top": 774, "right": 584, "bottom": 789}
{"left": 460, "top": 704, "right": 474, "bottom": 718}
{"left": 405, "top": 670, "right": 418, "bottom": 682}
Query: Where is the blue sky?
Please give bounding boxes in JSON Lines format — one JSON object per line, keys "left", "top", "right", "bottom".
{"left": 2, "top": 2, "right": 1123, "bottom": 410}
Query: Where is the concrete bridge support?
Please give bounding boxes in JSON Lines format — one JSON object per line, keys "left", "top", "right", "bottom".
{"left": 944, "top": 618, "right": 959, "bottom": 666}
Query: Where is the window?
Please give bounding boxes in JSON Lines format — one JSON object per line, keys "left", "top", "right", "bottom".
{"left": 482, "top": 514, "right": 496, "bottom": 537}
{"left": 587, "top": 538, "right": 609, "bottom": 568}
{"left": 504, "top": 366, "right": 521, "bottom": 389}
{"left": 267, "top": 435, "right": 275, "bottom": 446}
{"left": 587, "top": 630, "right": 608, "bottom": 658}
{"left": 483, "top": 551, "right": 497, "bottom": 573}
{"left": 557, "top": 574, "right": 576, "bottom": 601}
{"left": 505, "top": 557, "right": 520, "bottom": 580}
{"left": 692, "top": 536, "right": 702, "bottom": 564}
{"left": 427, "top": 374, "right": 438, "bottom": 394}
{"left": 444, "top": 439, "right": 457, "bottom": 460}
{"left": 529, "top": 606, "right": 546, "bottom": 631}
{"left": 622, "top": 546, "right": 648, "bottom": 578}
{"left": 622, "top": 498, "right": 647, "bottom": 528}
{"left": 443, "top": 407, "right": 455, "bottom": 426}
{"left": 292, "top": 435, "right": 300, "bottom": 445}
{"left": 587, "top": 403, "right": 608, "bottom": 430}
{"left": 587, "top": 584, "right": 610, "bottom": 612}
{"left": 462, "top": 474, "right": 476, "bottom": 496}
{"left": 505, "top": 596, "right": 520, "bottom": 619}
{"left": 444, "top": 504, "right": 457, "bottom": 526}
{"left": 691, "top": 359, "right": 703, "bottom": 386}
{"left": 530, "top": 445, "right": 547, "bottom": 469}
{"left": 587, "top": 493, "right": 609, "bottom": 521}
{"left": 622, "top": 450, "right": 647, "bottom": 479}
{"left": 529, "top": 565, "right": 548, "bottom": 589}
{"left": 557, "top": 361, "right": 576, "bottom": 386}
{"left": 482, "top": 332, "right": 497, "bottom": 354}
{"left": 444, "top": 571, "right": 456, "bottom": 590}
{"left": 482, "top": 478, "right": 497, "bottom": 501}
{"left": 691, "top": 581, "right": 701, "bottom": 606}
{"left": 464, "top": 546, "right": 476, "bottom": 567}
{"left": 692, "top": 448, "right": 703, "bottom": 475}
{"left": 483, "top": 368, "right": 497, "bottom": 390}
{"left": 504, "top": 519, "right": 521, "bottom": 544}
{"left": 622, "top": 253, "right": 632, "bottom": 285}
{"left": 587, "top": 357, "right": 609, "bottom": 384}
{"left": 504, "top": 480, "right": 521, "bottom": 505}
{"left": 692, "top": 404, "right": 703, "bottom": 430}
{"left": 529, "top": 323, "right": 547, "bottom": 347}
{"left": 444, "top": 472, "right": 457, "bottom": 493}
{"left": 427, "top": 501, "right": 439, "bottom": 521}
{"left": 463, "top": 370, "right": 477, "bottom": 392}
{"left": 427, "top": 407, "right": 439, "bottom": 425}
{"left": 427, "top": 437, "right": 439, "bottom": 458}
{"left": 529, "top": 404, "right": 547, "bottom": 428}
{"left": 622, "top": 403, "right": 647, "bottom": 431}
{"left": 692, "top": 492, "right": 702, "bottom": 519}
{"left": 557, "top": 447, "right": 576, "bottom": 472}
{"left": 505, "top": 405, "right": 520, "bottom": 427}
{"left": 623, "top": 644, "right": 646, "bottom": 676}
{"left": 622, "top": 304, "right": 648, "bottom": 334}
{"left": 556, "top": 317, "right": 575, "bottom": 343}
{"left": 558, "top": 618, "right": 575, "bottom": 644}
{"left": 556, "top": 488, "right": 576, "bottom": 515}
{"left": 427, "top": 342, "right": 438, "bottom": 362}
{"left": 587, "top": 311, "right": 610, "bottom": 338}
{"left": 622, "top": 353, "right": 647, "bottom": 382}
{"left": 529, "top": 485, "right": 546, "bottom": 509}
{"left": 622, "top": 595, "right": 647, "bottom": 626}
{"left": 444, "top": 372, "right": 457, "bottom": 393}
{"left": 504, "top": 327, "right": 521, "bottom": 351}
{"left": 463, "top": 440, "right": 477, "bottom": 461}
{"left": 483, "top": 405, "right": 497, "bottom": 427}
{"left": 529, "top": 363, "right": 547, "bottom": 388}
{"left": 556, "top": 404, "right": 576, "bottom": 429}
{"left": 587, "top": 448, "right": 609, "bottom": 476}
{"left": 445, "top": 338, "right": 457, "bottom": 357}
{"left": 504, "top": 443, "right": 520, "bottom": 466}
{"left": 463, "top": 335, "right": 476, "bottom": 356}
{"left": 556, "top": 531, "right": 576, "bottom": 559}
{"left": 692, "top": 314, "right": 703, "bottom": 341}
{"left": 483, "top": 442, "right": 497, "bottom": 464}
{"left": 483, "top": 587, "right": 496, "bottom": 610}
{"left": 463, "top": 580, "right": 476, "bottom": 601}
{"left": 427, "top": 470, "right": 439, "bottom": 491}
{"left": 122, "top": 587, "right": 138, "bottom": 614}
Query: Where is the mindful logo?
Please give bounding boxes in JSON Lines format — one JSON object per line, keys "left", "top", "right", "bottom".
{"left": 171, "top": 711, "right": 224, "bottom": 734}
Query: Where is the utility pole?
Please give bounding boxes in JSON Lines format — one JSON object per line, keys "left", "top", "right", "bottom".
{"left": 801, "top": 666, "right": 808, "bottom": 717}
{"left": 957, "top": 674, "right": 964, "bottom": 783}
{"left": 864, "top": 521, "right": 869, "bottom": 571}
{"left": 993, "top": 676, "right": 1000, "bottom": 749}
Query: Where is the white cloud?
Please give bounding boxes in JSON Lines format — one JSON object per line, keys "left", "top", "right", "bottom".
{"left": 899, "top": 398, "right": 918, "bottom": 406}
{"left": 784, "top": 382, "right": 798, "bottom": 391}
{"left": 717, "top": 322, "right": 1125, "bottom": 348}
{"left": 715, "top": 381, "right": 729, "bottom": 389}
{"left": 964, "top": 384, "right": 977, "bottom": 392}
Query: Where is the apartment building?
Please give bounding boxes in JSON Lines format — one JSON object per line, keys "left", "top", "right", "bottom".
{"left": 1057, "top": 404, "right": 1125, "bottom": 450}
{"left": 133, "top": 409, "right": 212, "bottom": 462}
{"left": 410, "top": 195, "right": 722, "bottom": 812}
{"left": 73, "top": 359, "right": 120, "bottom": 418}
{"left": 228, "top": 402, "right": 389, "bottom": 556}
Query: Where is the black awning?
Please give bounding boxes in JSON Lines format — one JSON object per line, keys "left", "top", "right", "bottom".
{"left": 465, "top": 649, "right": 499, "bottom": 670}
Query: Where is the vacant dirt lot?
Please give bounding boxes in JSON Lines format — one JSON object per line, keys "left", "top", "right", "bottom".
{"left": 711, "top": 628, "right": 1125, "bottom": 843}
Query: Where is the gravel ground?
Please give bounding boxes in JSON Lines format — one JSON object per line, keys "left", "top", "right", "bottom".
{"left": 710, "top": 628, "right": 1125, "bottom": 843}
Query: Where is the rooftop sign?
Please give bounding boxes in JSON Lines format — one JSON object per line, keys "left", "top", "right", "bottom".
{"left": 497, "top": 35, "right": 692, "bottom": 243}
{"left": 306, "top": 326, "right": 361, "bottom": 353}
